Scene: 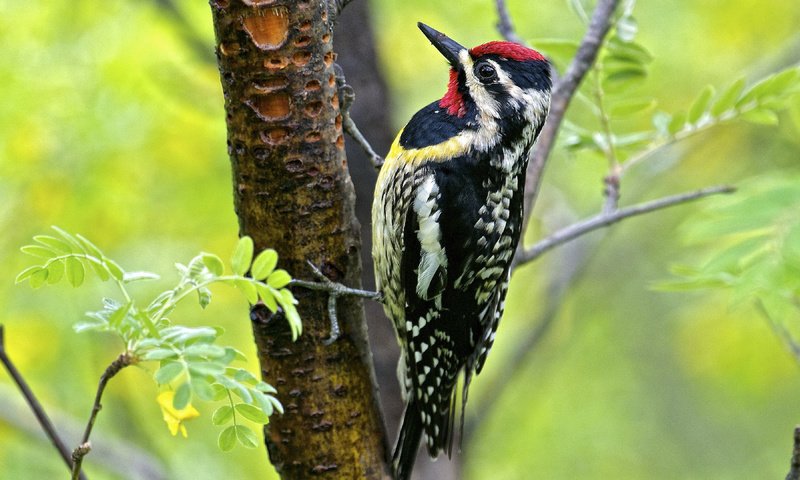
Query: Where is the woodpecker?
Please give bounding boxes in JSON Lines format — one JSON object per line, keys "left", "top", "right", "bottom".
{"left": 372, "top": 23, "right": 551, "bottom": 479}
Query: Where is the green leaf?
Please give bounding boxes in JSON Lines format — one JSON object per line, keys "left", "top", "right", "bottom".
{"left": 212, "top": 405, "right": 234, "bottom": 426}
{"left": 710, "top": 77, "right": 746, "bottom": 117}
{"left": 211, "top": 383, "right": 228, "bottom": 402}
{"left": 739, "top": 67, "right": 800, "bottom": 106}
{"left": 235, "top": 425, "right": 259, "bottom": 448}
{"left": 668, "top": 111, "right": 687, "bottom": 135}
{"left": 65, "top": 256, "right": 85, "bottom": 287}
{"left": 123, "top": 271, "right": 160, "bottom": 283}
{"left": 235, "top": 403, "right": 270, "bottom": 424}
{"left": 76, "top": 234, "right": 104, "bottom": 259}
{"left": 161, "top": 326, "right": 218, "bottom": 344}
{"left": 267, "top": 270, "right": 291, "bottom": 289}
{"left": 46, "top": 261, "right": 65, "bottom": 284}
{"left": 20, "top": 245, "right": 56, "bottom": 259}
{"left": 603, "top": 66, "right": 646, "bottom": 84}
{"left": 73, "top": 319, "right": 107, "bottom": 333}
{"left": 173, "top": 382, "right": 192, "bottom": 410}
{"left": 184, "top": 344, "right": 227, "bottom": 359}
{"left": 687, "top": 85, "right": 715, "bottom": 125}
{"left": 268, "top": 395, "right": 284, "bottom": 415}
{"left": 252, "top": 391, "right": 274, "bottom": 417}
{"left": 108, "top": 303, "right": 130, "bottom": 328}
{"left": 218, "top": 425, "right": 237, "bottom": 451}
{"left": 202, "top": 253, "right": 225, "bottom": 276}
{"left": 218, "top": 376, "right": 252, "bottom": 403}
{"left": 251, "top": 249, "right": 278, "bottom": 281}
{"left": 34, "top": 235, "right": 72, "bottom": 253}
{"left": 28, "top": 269, "right": 49, "bottom": 289}
{"left": 609, "top": 98, "right": 656, "bottom": 117}
{"left": 740, "top": 108, "right": 779, "bottom": 125}
{"left": 86, "top": 258, "right": 110, "bottom": 282}
{"left": 255, "top": 381, "right": 277, "bottom": 394}
{"left": 192, "top": 377, "right": 216, "bottom": 401}
{"left": 606, "top": 38, "right": 652, "bottom": 64}
{"left": 198, "top": 287, "right": 212, "bottom": 309}
{"left": 223, "top": 347, "right": 247, "bottom": 363}
{"left": 15, "top": 266, "right": 43, "bottom": 284}
{"left": 233, "top": 368, "right": 258, "bottom": 384}
{"left": 278, "top": 288, "right": 302, "bottom": 340}
{"left": 155, "top": 362, "right": 185, "bottom": 385}
{"left": 255, "top": 283, "right": 279, "bottom": 312}
{"left": 142, "top": 348, "right": 179, "bottom": 361}
{"left": 50, "top": 226, "right": 84, "bottom": 252}
{"left": 231, "top": 236, "right": 254, "bottom": 276}
{"left": 235, "top": 279, "right": 258, "bottom": 304}
{"left": 188, "top": 361, "right": 226, "bottom": 377}
{"left": 104, "top": 258, "right": 125, "bottom": 281}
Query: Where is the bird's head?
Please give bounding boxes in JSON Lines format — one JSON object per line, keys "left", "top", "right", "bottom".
{"left": 418, "top": 22, "right": 551, "bottom": 125}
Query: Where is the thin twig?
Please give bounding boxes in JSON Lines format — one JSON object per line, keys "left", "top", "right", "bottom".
{"left": 787, "top": 426, "right": 800, "bottom": 480}
{"left": 328, "top": 0, "right": 355, "bottom": 22}
{"left": 494, "top": 0, "right": 525, "bottom": 44}
{"left": 334, "top": 64, "right": 384, "bottom": 169}
{"left": 152, "top": 0, "right": 214, "bottom": 63}
{"left": 291, "top": 261, "right": 382, "bottom": 345}
{"left": 0, "top": 326, "right": 87, "bottom": 480}
{"left": 513, "top": 185, "right": 736, "bottom": 268}
{"left": 343, "top": 113, "right": 384, "bottom": 169}
{"left": 518, "top": 0, "right": 621, "bottom": 258}
{"left": 71, "top": 352, "right": 134, "bottom": 480}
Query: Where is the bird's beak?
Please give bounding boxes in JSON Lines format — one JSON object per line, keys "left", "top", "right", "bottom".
{"left": 418, "top": 22, "right": 466, "bottom": 68}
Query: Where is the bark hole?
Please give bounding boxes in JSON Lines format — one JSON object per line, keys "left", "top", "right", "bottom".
{"left": 248, "top": 92, "right": 291, "bottom": 121}
{"left": 243, "top": 7, "right": 289, "bottom": 50}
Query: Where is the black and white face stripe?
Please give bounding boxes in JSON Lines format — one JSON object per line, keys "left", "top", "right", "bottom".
{"left": 457, "top": 51, "right": 550, "bottom": 129}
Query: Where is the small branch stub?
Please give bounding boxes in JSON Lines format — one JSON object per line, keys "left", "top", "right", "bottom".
{"left": 787, "top": 425, "right": 800, "bottom": 480}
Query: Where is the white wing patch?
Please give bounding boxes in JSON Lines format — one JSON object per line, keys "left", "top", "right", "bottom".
{"left": 413, "top": 175, "right": 447, "bottom": 300}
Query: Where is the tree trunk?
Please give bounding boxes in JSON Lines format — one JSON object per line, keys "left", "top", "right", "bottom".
{"left": 209, "top": 1, "right": 391, "bottom": 478}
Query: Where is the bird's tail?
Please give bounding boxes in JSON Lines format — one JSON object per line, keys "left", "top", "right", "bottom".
{"left": 393, "top": 399, "right": 424, "bottom": 480}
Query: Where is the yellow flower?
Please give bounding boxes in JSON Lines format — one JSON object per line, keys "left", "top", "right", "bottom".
{"left": 157, "top": 391, "right": 200, "bottom": 438}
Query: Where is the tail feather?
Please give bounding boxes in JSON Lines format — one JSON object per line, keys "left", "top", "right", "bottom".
{"left": 393, "top": 400, "right": 424, "bottom": 480}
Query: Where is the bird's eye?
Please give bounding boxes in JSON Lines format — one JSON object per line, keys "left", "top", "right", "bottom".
{"left": 476, "top": 63, "right": 497, "bottom": 82}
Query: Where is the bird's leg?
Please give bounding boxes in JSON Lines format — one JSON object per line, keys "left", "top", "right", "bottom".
{"left": 289, "top": 260, "right": 382, "bottom": 345}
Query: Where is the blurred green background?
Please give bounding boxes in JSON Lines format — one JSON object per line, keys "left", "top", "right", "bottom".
{"left": 1, "top": 0, "right": 799, "bottom": 479}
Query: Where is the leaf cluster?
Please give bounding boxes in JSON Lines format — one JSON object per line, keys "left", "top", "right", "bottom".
{"left": 660, "top": 175, "right": 800, "bottom": 353}
{"left": 16, "top": 228, "right": 302, "bottom": 449}
{"left": 534, "top": 1, "right": 800, "bottom": 168}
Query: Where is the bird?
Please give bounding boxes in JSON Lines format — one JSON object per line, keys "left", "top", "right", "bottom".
{"left": 371, "top": 22, "right": 552, "bottom": 479}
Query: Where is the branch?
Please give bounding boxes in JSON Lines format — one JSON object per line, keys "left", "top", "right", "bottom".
{"left": 342, "top": 113, "right": 384, "bottom": 169}
{"left": 519, "top": 0, "right": 620, "bottom": 254}
{"left": 152, "top": 0, "right": 214, "bottom": 63}
{"left": 494, "top": 0, "right": 525, "bottom": 44}
{"left": 787, "top": 426, "right": 800, "bottom": 480}
{"left": 71, "top": 352, "right": 133, "bottom": 480}
{"left": 513, "top": 185, "right": 736, "bottom": 268}
{"left": 0, "top": 326, "right": 87, "bottom": 480}
{"left": 328, "top": 0, "right": 355, "bottom": 20}
{"left": 335, "top": 64, "right": 384, "bottom": 169}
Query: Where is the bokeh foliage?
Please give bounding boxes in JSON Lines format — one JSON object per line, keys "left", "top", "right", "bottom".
{"left": 1, "top": 0, "right": 800, "bottom": 479}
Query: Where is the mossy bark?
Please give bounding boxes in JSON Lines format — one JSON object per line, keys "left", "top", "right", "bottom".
{"left": 209, "top": 1, "right": 390, "bottom": 478}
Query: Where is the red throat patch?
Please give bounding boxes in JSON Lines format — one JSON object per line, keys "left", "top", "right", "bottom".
{"left": 439, "top": 69, "right": 467, "bottom": 117}
{"left": 469, "top": 41, "right": 546, "bottom": 62}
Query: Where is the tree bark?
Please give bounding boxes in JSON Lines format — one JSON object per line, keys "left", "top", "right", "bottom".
{"left": 209, "top": 1, "right": 391, "bottom": 478}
